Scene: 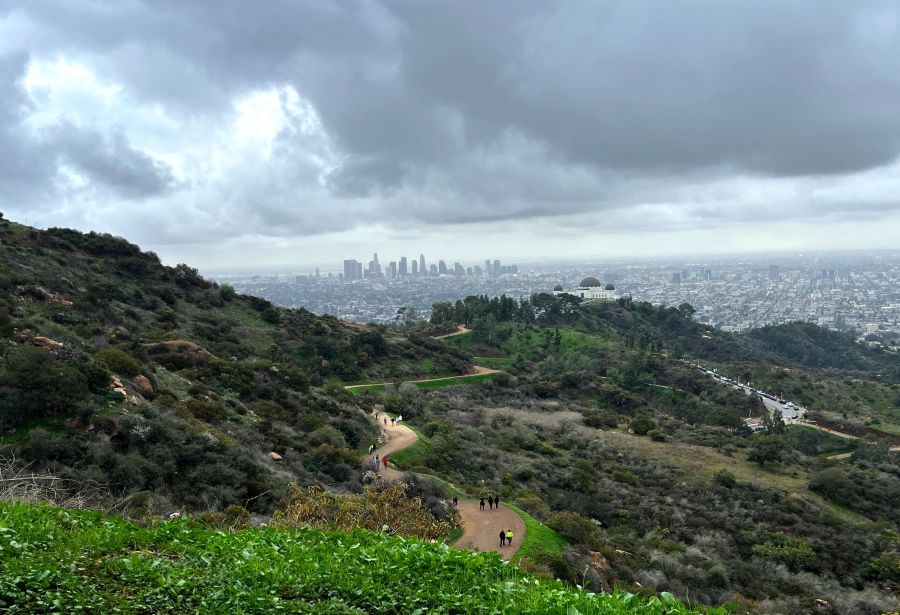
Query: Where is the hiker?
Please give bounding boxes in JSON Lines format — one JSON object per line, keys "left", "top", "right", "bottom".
{"left": 506, "top": 529, "right": 513, "bottom": 546}
{"left": 495, "top": 495, "right": 501, "bottom": 508}
{"left": 368, "top": 443, "right": 374, "bottom": 454}
{"left": 375, "top": 454, "right": 380, "bottom": 466}
{"left": 453, "top": 496, "right": 458, "bottom": 506}
{"left": 384, "top": 418, "right": 388, "bottom": 425}
{"left": 488, "top": 496, "right": 494, "bottom": 510}
{"left": 382, "top": 456, "right": 389, "bottom": 468}
{"left": 499, "top": 530, "right": 506, "bottom": 547}
{"left": 479, "top": 497, "right": 485, "bottom": 511}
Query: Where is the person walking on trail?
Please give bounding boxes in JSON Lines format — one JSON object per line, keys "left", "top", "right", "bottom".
{"left": 487, "top": 496, "right": 493, "bottom": 510}
{"left": 382, "top": 456, "right": 389, "bottom": 469}
{"left": 375, "top": 454, "right": 380, "bottom": 466}
{"left": 495, "top": 495, "right": 501, "bottom": 508}
{"left": 383, "top": 418, "right": 388, "bottom": 425}
{"left": 452, "top": 496, "right": 458, "bottom": 506}
{"left": 499, "top": 530, "right": 506, "bottom": 547}
{"left": 506, "top": 529, "right": 513, "bottom": 546}
{"left": 479, "top": 497, "right": 485, "bottom": 511}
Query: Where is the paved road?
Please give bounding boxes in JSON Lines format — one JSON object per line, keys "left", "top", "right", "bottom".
{"left": 366, "top": 413, "right": 524, "bottom": 559}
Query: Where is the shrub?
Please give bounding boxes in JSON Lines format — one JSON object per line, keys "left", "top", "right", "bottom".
{"left": 185, "top": 399, "right": 227, "bottom": 423}
{"left": 275, "top": 483, "right": 451, "bottom": 540}
{"left": 96, "top": 348, "right": 141, "bottom": 377}
{"left": 0, "top": 347, "right": 88, "bottom": 424}
{"left": 630, "top": 416, "right": 656, "bottom": 436}
{"left": 713, "top": 469, "right": 736, "bottom": 489}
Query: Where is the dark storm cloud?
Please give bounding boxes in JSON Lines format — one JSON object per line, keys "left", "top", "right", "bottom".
{"left": 2, "top": 0, "right": 900, "bottom": 237}
{"left": 49, "top": 123, "right": 176, "bottom": 199}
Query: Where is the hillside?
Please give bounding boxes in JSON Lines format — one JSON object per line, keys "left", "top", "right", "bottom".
{"left": 413, "top": 295, "right": 900, "bottom": 612}
{"left": 0, "top": 216, "right": 472, "bottom": 512}
{"left": 0, "top": 502, "right": 709, "bottom": 614}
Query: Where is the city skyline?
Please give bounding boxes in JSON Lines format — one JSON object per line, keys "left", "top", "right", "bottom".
{"left": 340, "top": 252, "right": 517, "bottom": 281}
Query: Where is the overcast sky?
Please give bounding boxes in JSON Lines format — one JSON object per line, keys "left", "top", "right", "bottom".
{"left": 2, "top": 1, "right": 900, "bottom": 271}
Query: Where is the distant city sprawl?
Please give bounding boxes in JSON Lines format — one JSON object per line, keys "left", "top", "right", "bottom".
{"left": 216, "top": 250, "right": 900, "bottom": 340}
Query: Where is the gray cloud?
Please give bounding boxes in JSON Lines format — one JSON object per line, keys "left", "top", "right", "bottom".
{"left": 49, "top": 122, "right": 176, "bottom": 198}
{"left": 1, "top": 1, "right": 900, "bottom": 249}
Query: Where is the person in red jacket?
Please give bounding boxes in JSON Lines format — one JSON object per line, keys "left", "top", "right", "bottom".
{"left": 382, "top": 456, "right": 389, "bottom": 468}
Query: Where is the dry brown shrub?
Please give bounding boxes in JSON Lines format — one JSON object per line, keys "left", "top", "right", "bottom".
{"left": 274, "top": 482, "right": 450, "bottom": 541}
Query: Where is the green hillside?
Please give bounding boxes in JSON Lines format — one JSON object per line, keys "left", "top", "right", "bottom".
{"left": 0, "top": 216, "right": 472, "bottom": 511}
{"left": 0, "top": 502, "right": 708, "bottom": 614}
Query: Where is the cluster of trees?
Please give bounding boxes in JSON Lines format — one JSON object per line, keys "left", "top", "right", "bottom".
{"left": 430, "top": 293, "right": 583, "bottom": 328}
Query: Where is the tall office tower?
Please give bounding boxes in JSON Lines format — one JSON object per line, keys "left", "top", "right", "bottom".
{"left": 493, "top": 260, "right": 501, "bottom": 277}
{"left": 672, "top": 272, "right": 682, "bottom": 284}
{"left": 411, "top": 260, "right": 418, "bottom": 276}
{"left": 484, "top": 259, "right": 492, "bottom": 277}
{"left": 438, "top": 260, "right": 448, "bottom": 275}
{"left": 356, "top": 261, "right": 363, "bottom": 280}
{"left": 681, "top": 268, "right": 689, "bottom": 281}
{"left": 399, "top": 256, "right": 408, "bottom": 276}
{"left": 389, "top": 261, "right": 397, "bottom": 278}
{"left": 769, "top": 264, "right": 780, "bottom": 280}
{"left": 704, "top": 269, "right": 712, "bottom": 281}
{"left": 315, "top": 267, "right": 320, "bottom": 279}
{"left": 473, "top": 265, "right": 482, "bottom": 277}
{"left": 454, "top": 262, "right": 464, "bottom": 276}
{"left": 466, "top": 266, "right": 473, "bottom": 276}
{"left": 507, "top": 264, "right": 518, "bottom": 274}
{"left": 419, "top": 254, "right": 426, "bottom": 276}
{"left": 343, "top": 259, "right": 358, "bottom": 281}
{"left": 429, "top": 264, "right": 438, "bottom": 276}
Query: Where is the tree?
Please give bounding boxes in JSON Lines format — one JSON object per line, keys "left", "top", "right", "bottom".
{"left": 748, "top": 435, "right": 785, "bottom": 466}
{"left": 429, "top": 301, "right": 454, "bottom": 325}
{"left": 472, "top": 314, "right": 498, "bottom": 345}
{"left": 677, "top": 302, "right": 696, "bottom": 318}
{"left": 395, "top": 306, "right": 420, "bottom": 328}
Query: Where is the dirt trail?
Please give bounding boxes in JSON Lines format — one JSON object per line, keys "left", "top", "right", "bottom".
{"left": 454, "top": 500, "right": 525, "bottom": 560}
{"left": 367, "top": 418, "right": 418, "bottom": 481}
{"left": 344, "top": 365, "right": 498, "bottom": 390}
{"left": 433, "top": 324, "right": 471, "bottom": 339}
{"left": 826, "top": 444, "right": 900, "bottom": 460}
{"left": 365, "top": 413, "right": 525, "bottom": 559}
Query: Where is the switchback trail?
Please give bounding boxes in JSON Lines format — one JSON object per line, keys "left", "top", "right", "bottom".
{"left": 367, "top": 416, "right": 525, "bottom": 560}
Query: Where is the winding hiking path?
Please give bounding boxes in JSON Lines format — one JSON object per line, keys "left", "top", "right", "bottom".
{"left": 433, "top": 324, "right": 472, "bottom": 339}
{"left": 345, "top": 365, "right": 499, "bottom": 391}
{"left": 367, "top": 415, "right": 525, "bottom": 560}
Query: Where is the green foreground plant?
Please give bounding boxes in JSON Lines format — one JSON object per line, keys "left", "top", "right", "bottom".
{"left": 0, "top": 502, "right": 715, "bottom": 614}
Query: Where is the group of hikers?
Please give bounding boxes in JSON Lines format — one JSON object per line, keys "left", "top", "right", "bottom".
{"left": 367, "top": 407, "right": 518, "bottom": 552}
{"left": 478, "top": 495, "right": 502, "bottom": 510}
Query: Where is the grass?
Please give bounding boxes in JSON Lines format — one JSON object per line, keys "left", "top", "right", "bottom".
{"left": 475, "top": 356, "right": 516, "bottom": 368}
{"left": 506, "top": 504, "right": 567, "bottom": 564}
{"left": 0, "top": 501, "right": 708, "bottom": 614}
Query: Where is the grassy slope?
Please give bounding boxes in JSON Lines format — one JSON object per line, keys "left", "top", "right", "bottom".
{"left": 0, "top": 502, "right": 706, "bottom": 615}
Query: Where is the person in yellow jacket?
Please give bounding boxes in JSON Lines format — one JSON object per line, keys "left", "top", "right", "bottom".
{"left": 505, "top": 529, "right": 514, "bottom": 546}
